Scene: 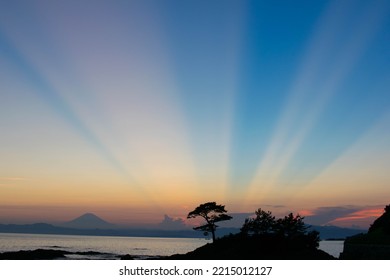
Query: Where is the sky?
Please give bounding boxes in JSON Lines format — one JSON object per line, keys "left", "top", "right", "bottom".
{"left": 0, "top": 0, "right": 389, "bottom": 229}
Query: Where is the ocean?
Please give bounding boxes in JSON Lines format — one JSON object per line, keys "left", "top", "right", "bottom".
{"left": 0, "top": 233, "right": 343, "bottom": 259}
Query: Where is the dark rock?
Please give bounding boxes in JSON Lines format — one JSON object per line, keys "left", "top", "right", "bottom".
{"left": 0, "top": 249, "right": 117, "bottom": 260}
{"left": 120, "top": 254, "right": 135, "bottom": 260}
{"left": 341, "top": 204, "right": 390, "bottom": 259}
{"left": 0, "top": 249, "right": 67, "bottom": 260}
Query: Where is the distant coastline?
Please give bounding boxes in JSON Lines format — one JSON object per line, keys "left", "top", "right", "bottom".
{"left": 0, "top": 223, "right": 206, "bottom": 239}
{"left": 0, "top": 222, "right": 365, "bottom": 240}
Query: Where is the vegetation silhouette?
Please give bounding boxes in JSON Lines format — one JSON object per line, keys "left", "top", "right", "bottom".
{"left": 241, "top": 208, "right": 275, "bottom": 235}
{"left": 341, "top": 204, "right": 390, "bottom": 259}
{"left": 369, "top": 205, "right": 390, "bottom": 235}
{"left": 187, "top": 202, "right": 232, "bottom": 242}
{"left": 166, "top": 206, "right": 331, "bottom": 260}
{"left": 240, "top": 208, "right": 320, "bottom": 247}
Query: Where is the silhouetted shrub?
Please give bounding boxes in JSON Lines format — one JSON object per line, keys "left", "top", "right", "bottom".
{"left": 241, "top": 208, "right": 276, "bottom": 235}
{"left": 240, "top": 209, "right": 319, "bottom": 249}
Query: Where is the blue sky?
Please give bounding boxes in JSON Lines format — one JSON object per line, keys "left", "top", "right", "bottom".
{"left": 0, "top": 0, "right": 389, "bottom": 228}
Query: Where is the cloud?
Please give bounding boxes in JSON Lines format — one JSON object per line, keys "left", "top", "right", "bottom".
{"left": 328, "top": 208, "right": 384, "bottom": 228}
{"left": 303, "top": 206, "right": 359, "bottom": 225}
{"left": 157, "top": 215, "right": 188, "bottom": 230}
{"left": 303, "top": 205, "right": 384, "bottom": 228}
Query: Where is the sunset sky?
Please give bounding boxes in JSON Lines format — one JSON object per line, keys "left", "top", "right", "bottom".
{"left": 0, "top": 0, "right": 389, "bottom": 229}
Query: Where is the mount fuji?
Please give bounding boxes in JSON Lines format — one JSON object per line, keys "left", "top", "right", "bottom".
{"left": 61, "top": 213, "right": 116, "bottom": 229}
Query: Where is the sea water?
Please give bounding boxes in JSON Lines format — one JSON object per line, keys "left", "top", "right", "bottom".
{"left": 0, "top": 233, "right": 343, "bottom": 259}
{"left": 0, "top": 233, "right": 209, "bottom": 259}
{"left": 318, "top": 240, "right": 344, "bottom": 258}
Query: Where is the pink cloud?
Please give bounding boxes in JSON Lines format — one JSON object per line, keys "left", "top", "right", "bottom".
{"left": 328, "top": 207, "right": 383, "bottom": 228}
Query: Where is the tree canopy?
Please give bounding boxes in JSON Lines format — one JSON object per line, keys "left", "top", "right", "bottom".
{"left": 240, "top": 208, "right": 276, "bottom": 235}
{"left": 187, "top": 202, "right": 232, "bottom": 242}
{"left": 240, "top": 208, "right": 319, "bottom": 248}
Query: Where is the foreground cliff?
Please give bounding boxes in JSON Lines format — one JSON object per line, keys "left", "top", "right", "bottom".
{"left": 340, "top": 205, "right": 390, "bottom": 259}
{"left": 162, "top": 234, "right": 334, "bottom": 260}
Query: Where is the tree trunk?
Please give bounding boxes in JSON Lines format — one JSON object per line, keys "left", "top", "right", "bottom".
{"left": 211, "top": 228, "right": 216, "bottom": 243}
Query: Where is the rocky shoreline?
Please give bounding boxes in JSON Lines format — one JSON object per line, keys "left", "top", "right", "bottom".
{"left": 0, "top": 249, "right": 140, "bottom": 260}
{"left": 0, "top": 234, "right": 336, "bottom": 260}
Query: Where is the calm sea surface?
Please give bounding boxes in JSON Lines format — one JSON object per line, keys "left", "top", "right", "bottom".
{"left": 0, "top": 233, "right": 343, "bottom": 259}
{"left": 319, "top": 240, "right": 344, "bottom": 258}
{"left": 0, "top": 233, "right": 209, "bottom": 259}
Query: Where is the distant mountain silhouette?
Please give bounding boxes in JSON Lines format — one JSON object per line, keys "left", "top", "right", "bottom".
{"left": 217, "top": 225, "right": 365, "bottom": 240}
{"left": 310, "top": 225, "right": 366, "bottom": 240}
{"left": 61, "top": 213, "right": 116, "bottom": 229}
{"left": 0, "top": 217, "right": 366, "bottom": 240}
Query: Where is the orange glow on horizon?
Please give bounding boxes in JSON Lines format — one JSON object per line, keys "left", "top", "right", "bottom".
{"left": 329, "top": 208, "right": 383, "bottom": 223}
{"left": 317, "top": 207, "right": 385, "bottom": 228}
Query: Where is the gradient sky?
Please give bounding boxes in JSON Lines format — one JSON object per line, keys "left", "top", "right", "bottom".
{"left": 0, "top": 0, "right": 389, "bottom": 228}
